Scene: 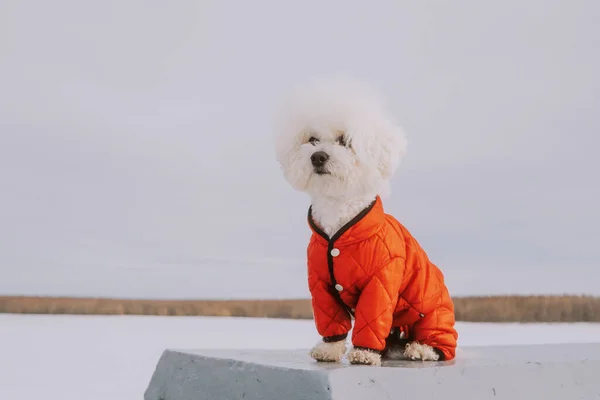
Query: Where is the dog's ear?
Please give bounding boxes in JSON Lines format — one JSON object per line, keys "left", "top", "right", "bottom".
{"left": 349, "top": 117, "right": 407, "bottom": 181}
{"left": 377, "top": 119, "right": 407, "bottom": 180}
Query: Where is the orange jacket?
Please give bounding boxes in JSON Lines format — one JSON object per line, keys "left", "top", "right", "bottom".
{"left": 307, "top": 196, "right": 458, "bottom": 361}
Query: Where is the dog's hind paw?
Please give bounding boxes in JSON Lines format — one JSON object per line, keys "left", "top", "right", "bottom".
{"left": 309, "top": 339, "right": 346, "bottom": 362}
{"left": 403, "top": 342, "right": 440, "bottom": 361}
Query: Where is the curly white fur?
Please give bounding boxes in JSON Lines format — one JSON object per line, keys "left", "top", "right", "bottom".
{"left": 404, "top": 342, "right": 440, "bottom": 361}
{"left": 309, "top": 339, "right": 347, "bottom": 363}
{"left": 348, "top": 347, "right": 382, "bottom": 366}
{"left": 273, "top": 75, "right": 407, "bottom": 236}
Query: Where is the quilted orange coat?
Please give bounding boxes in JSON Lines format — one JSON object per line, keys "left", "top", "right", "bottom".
{"left": 307, "top": 196, "right": 458, "bottom": 361}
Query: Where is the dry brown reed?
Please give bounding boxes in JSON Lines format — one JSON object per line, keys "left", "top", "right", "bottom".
{"left": 1, "top": 295, "right": 599, "bottom": 322}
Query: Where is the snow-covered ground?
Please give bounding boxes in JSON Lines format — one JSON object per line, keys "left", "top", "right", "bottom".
{"left": 1, "top": 314, "right": 599, "bottom": 400}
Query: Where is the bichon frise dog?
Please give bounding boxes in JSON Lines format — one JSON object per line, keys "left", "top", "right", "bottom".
{"left": 273, "top": 76, "right": 458, "bottom": 366}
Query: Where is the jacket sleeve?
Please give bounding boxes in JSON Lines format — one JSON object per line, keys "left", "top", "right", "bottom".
{"left": 309, "top": 278, "right": 352, "bottom": 342}
{"left": 351, "top": 256, "right": 404, "bottom": 352}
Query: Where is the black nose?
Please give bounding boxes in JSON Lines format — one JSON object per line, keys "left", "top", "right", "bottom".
{"left": 311, "top": 151, "right": 329, "bottom": 167}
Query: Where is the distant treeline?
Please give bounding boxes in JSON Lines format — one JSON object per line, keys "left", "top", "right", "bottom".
{"left": 1, "top": 295, "right": 599, "bottom": 323}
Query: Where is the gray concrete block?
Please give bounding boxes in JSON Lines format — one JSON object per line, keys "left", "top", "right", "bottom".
{"left": 145, "top": 343, "right": 600, "bottom": 400}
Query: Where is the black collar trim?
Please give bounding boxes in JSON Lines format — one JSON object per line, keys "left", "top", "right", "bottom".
{"left": 308, "top": 198, "right": 377, "bottom": 243}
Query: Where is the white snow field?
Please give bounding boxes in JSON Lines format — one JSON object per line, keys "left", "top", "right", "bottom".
{"left": 1, "top": 315, "right": 599, "bottom": 400}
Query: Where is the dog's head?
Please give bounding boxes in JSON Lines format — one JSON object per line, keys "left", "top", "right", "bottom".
{"left": 273, "top": 76, "right": 407, "bottom": 199}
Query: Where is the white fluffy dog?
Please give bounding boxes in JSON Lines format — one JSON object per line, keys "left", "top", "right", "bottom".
{"left": 272, "top": 76, "right": 455, "bottom": 365}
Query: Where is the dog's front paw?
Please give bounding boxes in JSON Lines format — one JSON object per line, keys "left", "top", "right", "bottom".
{"left": 309, "top": 340, "right": 347, "bottom": 363}
{"left": 403, "top": 342, "right": 440, "bottom": 361}
{"left": 348, "top": 347, "right": 382, "bottom": 366}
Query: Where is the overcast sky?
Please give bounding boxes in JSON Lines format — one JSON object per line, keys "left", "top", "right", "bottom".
{"left": 1, "top": 0, "right": 599, "bottom": 299}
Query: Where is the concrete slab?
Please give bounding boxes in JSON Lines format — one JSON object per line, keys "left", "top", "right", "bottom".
{"left": 145, "top": 343, "right": 600, "bottom": 400}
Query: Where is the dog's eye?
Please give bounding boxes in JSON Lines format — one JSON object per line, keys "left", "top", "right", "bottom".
{"left": 336, "top": 135, "right": 348, "bottom": 147}
{"left": 308, "top": 137, "right": 319, "bottom": 145}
